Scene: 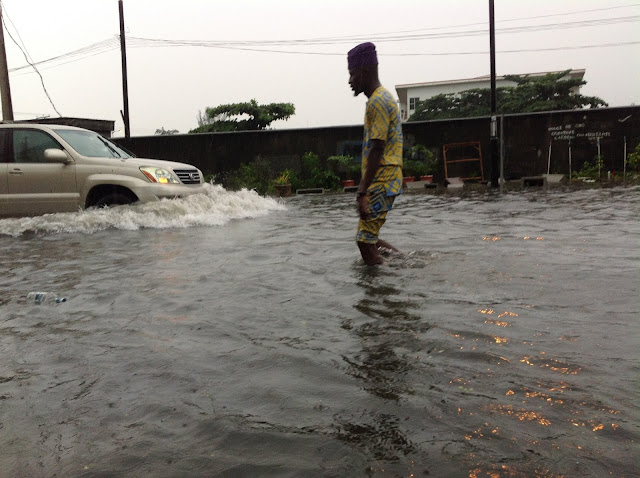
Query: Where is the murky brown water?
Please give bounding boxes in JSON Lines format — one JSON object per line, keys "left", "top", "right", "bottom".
{"left": 1, "top": 185, "right": 638, "bottom": 477}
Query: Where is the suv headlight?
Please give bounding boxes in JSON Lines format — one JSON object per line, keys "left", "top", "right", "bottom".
{"left": 140, "top": 167, "right": 181, "bottom": 184}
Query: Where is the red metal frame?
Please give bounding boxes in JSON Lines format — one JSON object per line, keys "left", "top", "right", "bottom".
{"left": 442, "top": 141, "right": 484, "bottom": 181}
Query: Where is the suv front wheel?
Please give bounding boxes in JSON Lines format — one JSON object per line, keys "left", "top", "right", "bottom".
{"left": 88, "top": 186, "right": 138, "bottom": 209}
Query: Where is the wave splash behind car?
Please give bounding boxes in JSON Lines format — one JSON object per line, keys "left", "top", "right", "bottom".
{"left": 0, "top": 184, "right": 286, "bottom": 237}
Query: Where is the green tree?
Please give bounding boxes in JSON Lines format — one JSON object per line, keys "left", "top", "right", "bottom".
{"left": 409, "top": 70, "right": 607, "bottom": 121}
{"left": 189, "top": 99, "right": 295, "bottom": 133}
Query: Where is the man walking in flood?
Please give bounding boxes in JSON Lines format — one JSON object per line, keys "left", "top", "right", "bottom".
{"left": 348, "top": 42, "right": 403, "bottom": 265}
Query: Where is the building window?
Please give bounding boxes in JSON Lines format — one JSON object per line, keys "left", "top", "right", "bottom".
{"left": 409, "top": 97, "right": 419, "bottom": 110}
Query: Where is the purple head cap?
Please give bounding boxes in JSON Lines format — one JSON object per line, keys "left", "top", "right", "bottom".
{"left": 347, "top": 42, "right": 378, "bottom": 70}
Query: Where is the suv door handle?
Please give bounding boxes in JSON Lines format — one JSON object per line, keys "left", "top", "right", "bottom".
{"left": 9, "top": 169, "right": 23, "bottom": 175}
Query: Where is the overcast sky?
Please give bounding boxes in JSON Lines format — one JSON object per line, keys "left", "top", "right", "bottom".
{"left": 2, "top": 0, "right": 639, "bottom": 137}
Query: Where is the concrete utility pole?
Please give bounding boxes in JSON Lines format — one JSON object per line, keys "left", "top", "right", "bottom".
{"left": 0, "top": 2, "right": 14, "bottom": 121}
{"left": 119, "top": 0, "right": 130, "bottom": 138}
{"left": 489, "top": 0, "right": 499, "bottom": 188}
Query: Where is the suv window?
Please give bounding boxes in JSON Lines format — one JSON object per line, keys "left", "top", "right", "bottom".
{"left": 13, "top": 130, "right": 62, "bottom": 163}
{"left": 54, "top": 129, "right": 131, "bottom": 158}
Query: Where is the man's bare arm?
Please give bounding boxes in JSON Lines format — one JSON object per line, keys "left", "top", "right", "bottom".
{"left": 357, "top": 139, "right": 385, "bottom": 195}
{"left": 357, "top": 139, "right": 385, "bottom": 219}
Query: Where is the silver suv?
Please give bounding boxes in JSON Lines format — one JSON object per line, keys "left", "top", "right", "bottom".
{"left": 0, "top": 123, "right": 207, "bottom": 217}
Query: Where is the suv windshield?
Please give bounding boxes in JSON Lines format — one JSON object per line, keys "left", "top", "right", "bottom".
{"left": 53, "top": 129, "right": 132, "bottom": 158}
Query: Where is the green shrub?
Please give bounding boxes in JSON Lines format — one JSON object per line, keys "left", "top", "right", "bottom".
{"left": 408, "top": 144, "right": 434, "bottom": 162}
{"left": 274, "top": 169, "right": 292, "bottom": 185}
{"left": 404, "top": 144, "right": 439, "bottom": 178}
{"left": 573, "top": 154, "right": 605, "bottom": 180}
{"left": 288, "top": 169, "right": 302, "bottom": 191}
{"left": 223, "top": 151, "right": 349, "bottom": 194}
{"left": 301, "top": 151, "right": 321, "bottom": 177}
{"left": 311, "top": 169, "right": 341, "bottom": 189}
{"left": 299, "top": 152, "right": 341, "bottom": 189}
{"left": 627, "top": 143, "right": 640, "bottom": 174}
{"left": 327, "top": 155, "right": 360, "bottom": 180}
{"left": 225, "top": 157, "right": 274, "bottom": 194}
{"left": 403, "top": 159, "right": 429, "bottom": 178}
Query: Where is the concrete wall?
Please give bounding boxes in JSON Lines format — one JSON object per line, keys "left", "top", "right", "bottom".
{"left": 114, "top": 106, "right": 640, "bottom": 181}
{"left": 115, "top": 125, "right": 365, "bottom": 177}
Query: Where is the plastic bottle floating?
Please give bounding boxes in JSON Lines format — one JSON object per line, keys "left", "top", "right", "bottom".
{"left": 27, "top": 292, "right": 67, "bottom": 304}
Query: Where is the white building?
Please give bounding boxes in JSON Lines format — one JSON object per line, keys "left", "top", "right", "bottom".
{"left": 395, "top": 69, "right": 585, "bottom": 121}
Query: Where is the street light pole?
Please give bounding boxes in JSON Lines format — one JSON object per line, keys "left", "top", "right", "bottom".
{"left": 119, "top": 0, "right": 130, "bottom": 138}
{"left": 489, "top": 0, "right": 499, "bottom": 188}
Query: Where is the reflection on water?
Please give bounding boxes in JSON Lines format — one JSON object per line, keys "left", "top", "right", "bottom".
{"left": 334, "top": 266, "right": 426, "bottom": 467}
{"left": 0, "top": 186, "right": 638, "bottom": 477}
{"left": 343, "top": 266, "right": 427, "bottom": 402}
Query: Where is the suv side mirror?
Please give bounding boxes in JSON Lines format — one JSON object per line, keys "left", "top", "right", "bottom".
{"left": 44, "top": 148, "right": 71, "bottom": 163}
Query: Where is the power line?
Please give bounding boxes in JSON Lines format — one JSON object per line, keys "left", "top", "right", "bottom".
{"left": 497, "top": 2, "right": 640, "bottom": 21}
{"left": 123, "top": 13, "right": 640, "bottom": 53}
{"left": 1, "top": 2, "right": 32, "bottom": 61}
{"left": 9, "top": 38, "right": 119, "bottom": 75}
{"left": 126, "top": 40, "right": 639, "bottom": 57}
{"left": 10, "top": 36, "right": 640, "bottom": 75}
{"left": 385, "top": 41, "right": 640, "bottom": 57}
{"left": 125, "top": 15, "right": 640, "bottom": 47}
{"left": 1, "top": 4, "right": 61, "bottom": 115}
{"left": 6, "top": 10, "right": 640, "bottom": 74}
{"left": 321, "top": 2, "right": 640, "bottom": 39}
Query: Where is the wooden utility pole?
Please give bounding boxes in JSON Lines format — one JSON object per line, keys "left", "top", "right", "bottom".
{"left": 119, "top": 0, "right": 130, "bottom": 138}
{"left": 0, "top": 2, "right": 14, "bottom": 121}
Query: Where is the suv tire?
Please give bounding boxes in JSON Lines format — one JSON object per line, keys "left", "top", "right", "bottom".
{"left": 94, "top": 192, "right": 136, "bottom": 208}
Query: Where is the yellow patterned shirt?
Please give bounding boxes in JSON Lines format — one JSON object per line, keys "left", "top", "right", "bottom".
{"left": 362, "top": 86, "right": 403, "bottom": 196}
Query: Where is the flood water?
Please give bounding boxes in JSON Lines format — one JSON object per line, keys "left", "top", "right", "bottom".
{"left": 0, "top": 185, "right": 638, "bottom": 478}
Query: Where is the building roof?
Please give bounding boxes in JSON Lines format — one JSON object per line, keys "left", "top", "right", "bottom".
{"left": 14, "top": 117, "right": 115, "bottom": 137}
{"left": 395, "top": 69, "right": 585, "bottom": 89}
